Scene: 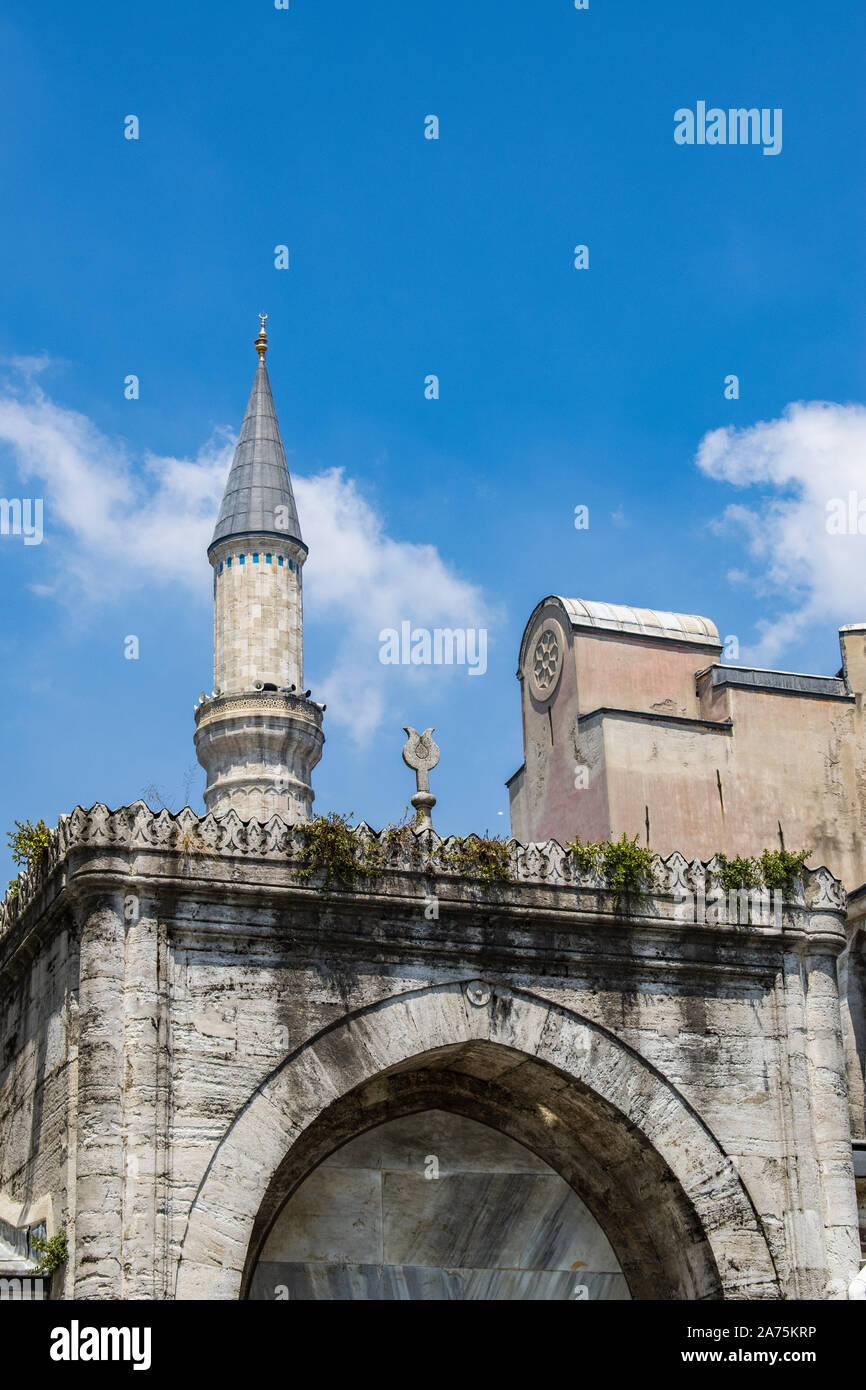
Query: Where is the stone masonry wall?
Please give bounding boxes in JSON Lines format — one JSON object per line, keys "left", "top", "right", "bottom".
{"left": 0, "top": 909, "right": 77, "bottom": 1266}
{"left": 0, "top": 803, "right": 861, "bottom": 1301}
{"left": 211, "top": 539, "right": 304, "bottom": 693}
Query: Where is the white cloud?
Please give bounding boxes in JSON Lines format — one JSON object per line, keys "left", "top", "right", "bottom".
{"left": 295, "top": 468, "right": 494, "bottom": 739}
{"left": 696, "top": 401, "right": 866, "bottom": 664}
{"left": 0, "top": 372, "right": 494, "bottom": 741}
{"left": 0, "top": 380, "right": 231, "bottom": 598}
{"left": 0, "top": 353, "right": 55, "bottom": 377}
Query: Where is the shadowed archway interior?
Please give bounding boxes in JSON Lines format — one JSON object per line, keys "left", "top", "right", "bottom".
{"left": 241, "top": 1040, "right": 724, "bottom": 1301}
{"left": 249, "top": 1108, "right": 631, "bottom": 1300}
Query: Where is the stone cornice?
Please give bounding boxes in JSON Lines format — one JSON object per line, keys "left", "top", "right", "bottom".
{"left": 206, "top": 531, "right": 308, "bottom": 563}
{"left": 194, "top": 690, "right": 324, "bottom": 730}
{"left": 0, "top": 802, "right": 847, "bottom": 960}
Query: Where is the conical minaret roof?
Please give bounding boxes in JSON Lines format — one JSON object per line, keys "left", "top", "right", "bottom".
{"left": 209, "top": 318, "right": 304, "bottom": 554}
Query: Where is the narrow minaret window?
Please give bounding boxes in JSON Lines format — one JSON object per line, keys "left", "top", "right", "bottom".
{"left": 193, "top": 317, "right": 325, "bottom": 823}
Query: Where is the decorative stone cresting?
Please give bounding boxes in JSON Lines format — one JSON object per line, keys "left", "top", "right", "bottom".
{"left": 0, "top": 800, "right": 846, "bottom": 941}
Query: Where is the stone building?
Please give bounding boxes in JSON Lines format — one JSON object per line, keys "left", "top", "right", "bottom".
{"left": 0, "top": 326, "right": 863, "bottom": 1300}
{"left": 508, "top": 595, "right": 866, "bottom": 890}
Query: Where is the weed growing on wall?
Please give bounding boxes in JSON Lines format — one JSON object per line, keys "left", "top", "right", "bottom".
{"left": 441, "top": 834, "right": 513, "bottom": 888}
{"left": 294, "top": 812, "right": 373, "bottom": 894}
{"left": 567, "top": 833, "right": 656, "bottom": 905}
{"left": 6, "top": 816, "right": 52, "bottom": 899}
{"left": 716, "top": 854, "right": 763, "bottom": 892}
{"left": 717, "top": 849, "right": 811, "bottom": 895}
{"left": 30, "top": 1229, "right": 67, "bottom": 1277}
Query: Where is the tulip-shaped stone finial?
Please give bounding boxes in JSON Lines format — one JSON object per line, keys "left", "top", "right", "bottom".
{"left": 402, "top": 726, "right": 440, "bottom": 830}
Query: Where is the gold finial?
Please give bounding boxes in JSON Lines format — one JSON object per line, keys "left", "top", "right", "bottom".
{"left": 255, "top": 313, "right": 268, "bottom": 362}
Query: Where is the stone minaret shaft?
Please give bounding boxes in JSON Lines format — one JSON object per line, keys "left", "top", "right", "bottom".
{"left": 194, "top": 318, "right": 324, "bottom": 822}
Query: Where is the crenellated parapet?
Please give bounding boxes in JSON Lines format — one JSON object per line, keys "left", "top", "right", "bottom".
{"left": 0, "top": 800, "right": 847, "bottom": 948}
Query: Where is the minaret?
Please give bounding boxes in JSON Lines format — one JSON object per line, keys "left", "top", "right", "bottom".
{"left": 194, "top": 317, "right": 325, "bottom": 821}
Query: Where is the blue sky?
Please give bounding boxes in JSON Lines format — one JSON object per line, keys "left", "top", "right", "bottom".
{"left": 0, "top": 0, "right": 864, "bottom": 883}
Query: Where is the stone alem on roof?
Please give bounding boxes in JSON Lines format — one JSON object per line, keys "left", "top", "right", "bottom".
{"left": 209, "top": 343, "right": 303, "bottom": 553}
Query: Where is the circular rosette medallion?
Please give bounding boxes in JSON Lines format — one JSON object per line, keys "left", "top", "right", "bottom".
{"left": 526, "top": 618, "right": 566, "bottom": 703}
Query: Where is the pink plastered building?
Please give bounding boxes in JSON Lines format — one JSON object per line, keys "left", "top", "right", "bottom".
{"left": 508, "top": 596, "right": 866, "bottom": 892}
